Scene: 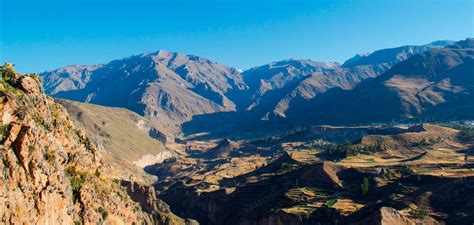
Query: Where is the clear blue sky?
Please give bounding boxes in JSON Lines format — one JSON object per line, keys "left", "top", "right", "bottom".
{"left": 1, "top": 0, "right": 473, "bottom": 73}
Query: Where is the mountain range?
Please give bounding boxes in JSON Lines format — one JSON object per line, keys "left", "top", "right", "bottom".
{"left": 39, "top": 39, "right": 472, "bottom": 139}
{"left": 3, "top": 38, "right": 474, "bottom": 225}
{"left": 285, "top": 39, "right": 474, "bottom": 126}
{"left": 41, "top": 51, "right": 247, "bottom": 133}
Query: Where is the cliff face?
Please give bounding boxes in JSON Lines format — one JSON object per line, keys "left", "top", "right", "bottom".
{"left": 0, "top": 64, "right": 186, "bottom": 224}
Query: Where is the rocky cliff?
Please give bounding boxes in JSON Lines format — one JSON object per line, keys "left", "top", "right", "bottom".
{"left": 0, "top": 64, "right": 189, "bottom": 224}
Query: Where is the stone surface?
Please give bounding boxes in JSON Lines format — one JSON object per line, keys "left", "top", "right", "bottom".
{"left": 0, "top": 65, "right": 191, "bottom": 224}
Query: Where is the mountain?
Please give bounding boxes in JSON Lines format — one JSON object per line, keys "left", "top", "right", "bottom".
{"left": 181, "top": 41, "right": 454, "bottom": 138}
{"left": 342, "top": 40, "right": 456, "bottom": 68}
{"left": 3, "top": 38, "right": 473, "bottom": 225}
{"left": 0, "top": 64, "right": 194, "bottom": 224}
{"left": 286, "top": 38, "right": 474, "bottom": 125}
{"left": 40, "top": 50, "right": 247, "bottom": 133}
{"left": 243, "top": 40, "right": 456, "bottom": 120}
{"left": 42, "top": 64, "right": 103, "bottom": 95}
{"left": 239, "top": 59, "right": 340, "bottom": 119}
{"left": 41, "top": 40, "right": 458, "bottom": 139}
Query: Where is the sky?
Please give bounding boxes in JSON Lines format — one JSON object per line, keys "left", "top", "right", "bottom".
{"left": 0, "top": 0, "right": 473, "bottom": 73}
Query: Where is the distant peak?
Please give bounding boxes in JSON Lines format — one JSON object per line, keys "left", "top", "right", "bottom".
{"left": 270, "top": 58, "right": 337, "bottom": 68}
{"left": 427, "top": 40, "right": 455, "bottom": 47}
{"left": 149, "top": 50, "right": 212, "bottom": 64}
{"left": 447, "top": 38, "right": 474, "bottom": 49}
{"left": 153, "top": 50, "right": 177, "bottom": 58}
{"left": 342, "top": 40, "right": 456, "bottom": 67}
{"left": 44, "top": 63, "right": 102, "bottom": 74}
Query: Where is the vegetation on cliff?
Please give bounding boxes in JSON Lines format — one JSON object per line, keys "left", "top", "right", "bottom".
{"left": 0, "top": 64, "right": 192, "bottom": 224}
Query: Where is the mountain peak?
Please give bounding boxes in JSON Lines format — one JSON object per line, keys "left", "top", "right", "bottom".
{"left": 40, "top": 49, "right": 246, "bottom": 131}
{"left": 448, "top": 38, "right": 474, "bottom": 49}
{"left": 342, "top": 41, "right": 454, "bottom": 68}
{"left": 427, "top": 40, "right": 456, "bottom": 47}
{"left": 148, "top": 50, "right": 216, "bottom": 67}
{"left": 154, "top": 49, "right": 177, "bottom": 58}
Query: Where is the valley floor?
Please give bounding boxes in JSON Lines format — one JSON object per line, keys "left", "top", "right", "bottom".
{"left": 147, "top": 123, "right": 474, "bottom": 225}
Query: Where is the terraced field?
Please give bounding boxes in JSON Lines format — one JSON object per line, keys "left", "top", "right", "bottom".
{"left": 147, "top": 123, "right": 474, "bottom": 224}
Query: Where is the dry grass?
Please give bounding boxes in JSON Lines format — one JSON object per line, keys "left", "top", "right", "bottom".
{"left": 57, "top": 99, "right": 172, "bottom": 184}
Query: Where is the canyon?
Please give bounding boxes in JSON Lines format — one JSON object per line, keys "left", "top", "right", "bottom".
{"left": 1, "top": 39, "right": 473, "bottom": 224}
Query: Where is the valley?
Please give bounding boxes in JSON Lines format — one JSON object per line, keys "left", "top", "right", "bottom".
{"left": 2, "top": 0, "right": 474, "bottom": 223}
{"left": 146, "top": 123, "right": 474, "bottom": 224}
{"left": 1, "top": 38, "right": 473, "bottom": 224}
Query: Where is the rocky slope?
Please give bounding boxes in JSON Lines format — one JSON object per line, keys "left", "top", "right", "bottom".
{"left": 0, "top": 64, "right": 191, "bottom": 224}
{"left": 342, "top": 40, "right": 455, "bottom": 68}
{"left": 181, "top": 40, "right": 456, "bottom": 138}
{"left": 56, "top": 99, "right": 175, "bottom": 183}
{"left": 240, "top": 41, "right": 452, "bottom": 120}
{"left": 40, "top": 50, "right": 247, "bottom": 133}
{"left": 286, "top": 38, "right": 474, "bottom": 126}
{"left": 40, "top": 41, "right": 454, "bottom": 139}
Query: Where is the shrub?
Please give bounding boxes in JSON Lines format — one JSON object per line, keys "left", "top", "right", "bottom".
{"left": 0, "top": 64, "right": 16, "bottom": 81}
{"left": 0, "top": 123, "right": 10, "bottom": 143}
{"left": 14, "top": 105, "right": 28, "bottom": 119}
{"left": 280, "top": 162, "right": 299, "bottom": 172}
{"left": 325, "top": 199, "right": 337, "bottom": 207}
{"left": 361, "top": 177, "right": 370, "bottom": 196}
{"left": 44, "top": 149, "right": 56, "bottom": 165}
{"left": 65, "top": 166, "right": 88, "bottom": 202}
{"left": 0, "top": 79, "right": 24, "bottom": 98}
{"left": 28, "top": 73, "right": 43, "bottom": 83}
{"left": 28, "top": 146, "right": 35, "bottom": 154}
{"left": 325, "top": 143, "right": 383, "bottom": 161}
{"left": 32, "top": 114, "right": 44, "bottom": 125}
{"left": 98, "top": 207, "right": 108, "bottom": 219}
{"left": 409, "top": 208, "right": 429, "bottom": 219}
{"left": 459, "top": 128, "right": 474, "bottom": 140}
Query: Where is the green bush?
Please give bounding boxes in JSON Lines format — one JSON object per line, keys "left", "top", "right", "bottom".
{"left": 0, "top": 64, "right": 16, "bottom": 81}
{"left": 324, "top": 199, "right": 337, "bottom": 207}
{"left": 325, "top": 143, "right": 383, "bottom": 161}
{"left": 279, "top": 162, "right": 299, "bottom": 173}
{"left": 459, "top": 128, "right": 474, "bottom": 140}
{"left": 409, "top": 208, "right": 429, "bottom": 219}
{"left": 28, "top": 73, "right": 43, "bottom": 83}
{"left": 65, "top": 167, "right": 88, "bottom": 202}
{"left": 361, "top": 177, "right": 370, "bottom": 196}
{"left": 0, "top": 123, "right": 10, "bottom": 143}
{"left": 0, "top": 79, "right": 24, "bottom": 98}
{"left": 98, "top": 207, "right": 108, "bottom": 219}
{"left": 44, "top": 149, "right": 56, "bottom": 165}
{"left": 437, "top": 122, "right": 474, "bottom": 140}
{"left": 410, "top": 137, "right": 443, "bottom": 148}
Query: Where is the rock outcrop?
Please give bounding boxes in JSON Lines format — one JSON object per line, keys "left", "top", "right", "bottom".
{"left": 200, "top": 138, "right": 239, "bottom": 158}
{"left": 0, "top": 64, "right": 187, "bottom": 224}
{"left": 367, "top": 207, "right": 414, "bottom": 225}
{"left": 122, "top": 181, "right": 199, "bottom": 225}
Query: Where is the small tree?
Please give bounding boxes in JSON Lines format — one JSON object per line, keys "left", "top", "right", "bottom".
{"left": 361, "top": 177, "right": 370, "bottom": 196}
